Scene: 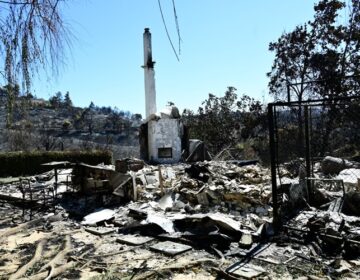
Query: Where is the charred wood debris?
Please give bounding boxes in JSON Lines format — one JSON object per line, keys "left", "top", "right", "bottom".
{"left": 1, "top": 156, "right": 360, "bottom": 279}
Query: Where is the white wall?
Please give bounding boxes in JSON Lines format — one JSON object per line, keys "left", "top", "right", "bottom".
{"left": 148, "top": 118, "right": 183, "bottom": 164}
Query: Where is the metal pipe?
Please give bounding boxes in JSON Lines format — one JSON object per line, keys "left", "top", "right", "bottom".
{"left": 304, "top": 105, "right": 312, "bottom": 203}
{"left": 268, "top": 103, "right": 279, "bottom": 232}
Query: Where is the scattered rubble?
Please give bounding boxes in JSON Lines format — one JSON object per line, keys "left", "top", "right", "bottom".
{"left": 1, "top": 156, "right": 360, "bottom": 279}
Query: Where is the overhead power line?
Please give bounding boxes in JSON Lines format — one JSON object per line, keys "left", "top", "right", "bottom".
{"left": 172, "top": 0, "right": 182, "bottom": 55}
{"left": 158, "top": 0, "right": 180, "bottom": 61}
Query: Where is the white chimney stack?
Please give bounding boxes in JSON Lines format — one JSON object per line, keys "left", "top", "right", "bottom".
{"left": 143, "top": 28, "right": 157, "bottom": 118}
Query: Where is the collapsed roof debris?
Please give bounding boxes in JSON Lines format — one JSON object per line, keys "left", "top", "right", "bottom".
{"left": 0, "top": 155, "right": 360, "bottom": 279}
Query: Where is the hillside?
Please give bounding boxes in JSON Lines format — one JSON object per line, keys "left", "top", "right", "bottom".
{"left": 0, "top": 93, "right": 141, "bottom": 160}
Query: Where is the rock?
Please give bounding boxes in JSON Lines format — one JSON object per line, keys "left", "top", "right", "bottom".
{"left": 322, "top": 156, "right": 356, "bottom": 175}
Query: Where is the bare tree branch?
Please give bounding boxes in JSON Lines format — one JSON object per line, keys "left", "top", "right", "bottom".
{"left": 0, "top": 0, "right": 71, "bottom": 127}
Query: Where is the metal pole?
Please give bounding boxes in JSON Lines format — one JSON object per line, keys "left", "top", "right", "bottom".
{"left": 268, "top": 103, "right": 279, "bottom": 232}
{"left": 309, "top": 107, "right": 314, "bottom": 176}
{"left": 54, "top": 168, "right": 58, "bottom": 196}
{"left": 304, "top": 105, "right": 312, "bottom": 203}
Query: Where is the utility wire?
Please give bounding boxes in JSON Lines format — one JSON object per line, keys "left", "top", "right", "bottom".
{"left": 158, "top": 0, "right": 180, "bottom": 61}
{"left": 172, "top": 0, "right": 182, "bottom": 55}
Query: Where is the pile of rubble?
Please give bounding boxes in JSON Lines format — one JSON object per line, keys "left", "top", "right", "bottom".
{"left": 1, "top": 157, "right": 360, "bottom": 279}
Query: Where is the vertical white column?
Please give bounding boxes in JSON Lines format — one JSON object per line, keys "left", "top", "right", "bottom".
{"left": 143, "top": 28, "right": 157, "bottom": 118}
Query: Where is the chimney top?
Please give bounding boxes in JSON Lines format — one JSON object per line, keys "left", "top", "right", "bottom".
{"left": 144, "top": 28, "right": 150, "bottom": 33}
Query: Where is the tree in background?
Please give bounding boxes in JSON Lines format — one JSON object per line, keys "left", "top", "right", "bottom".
{"left": 268, "top": 0, "right": 360, "bottom": 156}
{"left": 268, "top": 23, "right": 316, "bottom": 102}
{"left": 183, "top": 87, "right": 265, "bottom": 157}
{"left": 131, "top": 114, "right": 143, "bottom": 121}
{"left": 2, "top": 84, "right": 20, "bottom": 127}
{"left": 183, "top": 87, "right": 239, "bottom": 154}
{"left": 0, "top": 0, "right": 71, "bottom": 127}
{"left": 309, "top": 0, "right": 360, "bottom": 98}
{"left": 49, "top": 92, "right": 63, "bottom": 108}
{"left": 268, "top": 0, "right": 360, "bottom": 101}
{"left": 64, "top": 92, "right": 73, "bottom": 108}
{"left": 84, "top": 102, "right": 95, "bottom": 134}
{"left": 6, "top": 119, "right": 34, "bottom": 151}
{"left": 49, "top": 91, "right": 73, "bottom": 110}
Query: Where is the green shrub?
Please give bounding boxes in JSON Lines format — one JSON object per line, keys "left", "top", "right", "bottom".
{"left": 62, "top": 119, "right": 71, "bottom": 130}
{"left": 0, "top": 150, "right": 112, "bottom": 177}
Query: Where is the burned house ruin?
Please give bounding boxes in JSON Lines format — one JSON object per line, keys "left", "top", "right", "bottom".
{"left": 139, "top": 28, "right": 187, "bottom": 164}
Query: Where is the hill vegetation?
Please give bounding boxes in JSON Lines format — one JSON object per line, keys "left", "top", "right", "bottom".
{"left": 0, "top": 89, "right": 141, "bottom": 160}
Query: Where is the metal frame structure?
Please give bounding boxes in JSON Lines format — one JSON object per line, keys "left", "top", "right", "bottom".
{"left": 268, "top": 95, "right": 360, "bottom": 230}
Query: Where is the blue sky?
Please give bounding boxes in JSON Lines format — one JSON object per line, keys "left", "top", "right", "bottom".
{"left": 32, "top": 0, "right": 320, "bottom": 116}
